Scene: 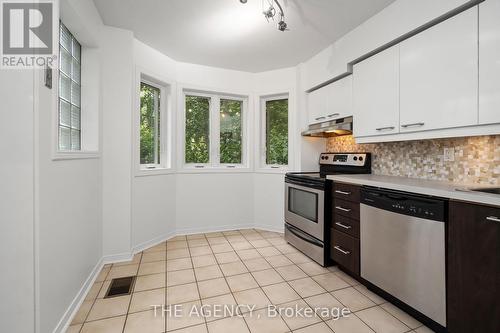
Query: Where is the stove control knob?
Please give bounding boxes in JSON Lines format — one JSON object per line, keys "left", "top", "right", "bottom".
{"left": 353, "top": 156, "right": 358, "bottom": 161}
{"left": 359, "top": 156, "right": 364, "bottom": 162}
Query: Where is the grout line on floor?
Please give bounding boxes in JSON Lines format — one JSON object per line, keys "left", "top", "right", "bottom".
{"left": 72, "top": 228, "right": 427, "bottom": 333}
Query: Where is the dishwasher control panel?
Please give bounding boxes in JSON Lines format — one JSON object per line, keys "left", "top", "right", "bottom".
{"left": 360, "top": 187, "right": 447, "bottom": 222}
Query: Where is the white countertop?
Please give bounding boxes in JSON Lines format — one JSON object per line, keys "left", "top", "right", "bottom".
{"left": 326, "top": 174, "right": 500, "bottom": 207}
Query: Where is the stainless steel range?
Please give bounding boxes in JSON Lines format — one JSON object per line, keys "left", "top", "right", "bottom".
{"left": 284, "top": 153, "right": 371, "bottom": 266}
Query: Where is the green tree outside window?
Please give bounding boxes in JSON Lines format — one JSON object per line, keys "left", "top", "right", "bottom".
{"left": 185, "top": 95, "right": 210, "bottom": 163}
{"left": 220, "top": 99, "right": 242, "bottom": 164}
{"left": 140, "top": 83, "right": 160, "bottom": 165}
{"left": 266, "top": 99, "right": 288, "bottom": 165}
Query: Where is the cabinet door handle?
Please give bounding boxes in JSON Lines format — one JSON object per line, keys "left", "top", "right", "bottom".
{"left": 335, "top": 206, "right": 352, "bottom": 212}
{"left": 486, "top": 216, "right": 500, "bottom": 223}
{"left": 335, "top": 190, "right": 351, "bottom": 195}
{"left": 327, "top": 113, "right": 340, "bottom": 118}
{"left": 315, "top": 116, "right": 326, "bottom": 121}
{"left": 401, "top": 122, "right": 425, "bottom": 128}
{"left": 376, "top": 126, "right": 395, "bottom": 131}
{"left": 335, "top": 222, "right": 352, "bottom": 230}
{"left": 334, "top": 246, "right": 350, "bottom": 255}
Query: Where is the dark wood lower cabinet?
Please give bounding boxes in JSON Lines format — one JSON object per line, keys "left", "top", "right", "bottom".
{"left": 331, "top": 182, "right": 361, "bottom": 276}
{"left": 448, "top": 201, "right": 500, "bottom": 333}
{"left": 331, "top": 228, "right": 359, "bottom": 275}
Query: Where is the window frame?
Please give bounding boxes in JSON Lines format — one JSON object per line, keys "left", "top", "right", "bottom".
{"left": 180, "top": 88, "right": 250, "bottom": 172}
{"left": 134, "top": 69, "right": 174, "bottom": 176}
{"left": 52, "top": 20, "right": 100, "bottom": 161}
{"left": 259, "top": 93, "right": 290, "bottom": 172}
{"left": 139, "top": 79, "right": 163, "bottom": 169}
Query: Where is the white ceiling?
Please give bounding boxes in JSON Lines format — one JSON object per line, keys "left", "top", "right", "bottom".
{"left": 93, "top": 0, "right": 396, "bottom": 72}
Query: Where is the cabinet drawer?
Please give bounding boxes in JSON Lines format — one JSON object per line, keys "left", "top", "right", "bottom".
{"left": 333, "top": 214, "right": 359, "bottom": 238}
{"left": 333, "top": 183, "right": 360, "bottom": 202}
{"left": 334, "top": 198, "right": 360, "bottom": 220}
{"left": 331, "top": 230, "right": 359, "bottom": 275}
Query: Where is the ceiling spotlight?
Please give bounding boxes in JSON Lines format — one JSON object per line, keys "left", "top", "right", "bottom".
{"left": 239, "top": 0, "right": 289, "bottom": 31}
{"left": 277, "top": 20, "right": 287, "bottom": 32}
{"left": 263, "top": 0, "right": 289, "bottom": 32}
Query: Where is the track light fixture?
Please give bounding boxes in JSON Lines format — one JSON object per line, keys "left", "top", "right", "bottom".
{"left": 240, "top": 0, "right": 289, "bottom": 32}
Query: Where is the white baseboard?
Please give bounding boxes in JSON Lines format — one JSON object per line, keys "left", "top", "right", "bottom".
{"left": 52, "top": 258, "right": 104, "bottom": 333}
{"left": 102, "top": 252, "right": 134, "bottom": 265}
{"left": 254, "top": 223, "right": 284, "bottom": 233}
{"left": 132, "top": 230, "right": 176, "bottom": 254}
{"left": 175, "top": 223, "right": 255, "bottom": 236}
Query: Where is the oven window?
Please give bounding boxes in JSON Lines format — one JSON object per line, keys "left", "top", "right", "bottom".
{"left": 288, "top": 187, "right": 318, "bottom": 222}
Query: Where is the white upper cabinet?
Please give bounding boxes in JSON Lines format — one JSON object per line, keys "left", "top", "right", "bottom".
{"left": 400, "top": 8, "right": 478, "bottom": 133}
{"left": 307, "top": 76, "right": 352, "bottom": 125}
{"left": 308, "top": 86, "right": 328, "bottom": 124}
{"left": 353, "top": 46, "right": 400, "bottom": 138}
{"left": 479, "top": 0, "right": 500, "bottom": 124}
{"left": 327, "top": 75, "right": 352, "bottom": 120}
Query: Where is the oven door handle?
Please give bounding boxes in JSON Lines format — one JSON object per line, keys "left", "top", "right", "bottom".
{"left": 285, "top": 225, "right": 323, "bottom": 247}
{"left": 285, "top": 179, "right": 324, "bottom": 189}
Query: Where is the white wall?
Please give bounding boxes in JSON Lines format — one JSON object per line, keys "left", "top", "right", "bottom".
{"left": 101, "top": 26, "right": 134, "bottom": 257}
{"left": 253, "top": 173, "right": 285, "bottom": 231}
{"left": 0, "top": 70, "right": 35, "bottom": 333}
{"left": 36, "top": 68, "right": 102, "bottom": 332}
{"left": 176, "top": 174, "right": 255, "bottom": 233}
{"left": 35, "top": 1, "right": 105, "bottom": 332}
{"left": 132, "top": 174, "right": 176, "bottom": 247}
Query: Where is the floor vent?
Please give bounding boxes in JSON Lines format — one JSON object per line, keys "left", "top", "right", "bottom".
{"left": 104, "top": 276, "right": 135, "bottom": 298}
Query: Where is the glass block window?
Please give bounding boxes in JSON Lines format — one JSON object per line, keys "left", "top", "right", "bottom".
{"left": 58, "top": 22, "right": 81, "bottom": 151}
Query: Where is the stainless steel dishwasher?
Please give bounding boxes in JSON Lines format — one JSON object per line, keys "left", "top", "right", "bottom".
{"left": 360, "top": 187, "right": 447, "bottom": 328}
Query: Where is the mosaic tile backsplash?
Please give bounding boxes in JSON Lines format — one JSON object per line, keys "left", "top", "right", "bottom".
{"left": 326, "top": 135, "right": 500, "bottom": 185}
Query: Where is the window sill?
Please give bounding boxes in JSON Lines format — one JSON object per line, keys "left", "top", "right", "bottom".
{"left": 135, "top": 167, "right": 176, "bottom": 177}
{"left": 255, "top": 166, "right": 289, "bottom": 175}
{"left": 52, "top": 151, "right": 100, "bottom": 161}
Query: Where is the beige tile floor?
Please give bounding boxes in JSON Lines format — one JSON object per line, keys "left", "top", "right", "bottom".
{"left": 67, "top": 229, "right": 436, "bottom": 333}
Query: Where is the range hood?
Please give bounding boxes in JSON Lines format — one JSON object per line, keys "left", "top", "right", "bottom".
{"left": 301, "top": 116, "right": 353, "bottom": 137}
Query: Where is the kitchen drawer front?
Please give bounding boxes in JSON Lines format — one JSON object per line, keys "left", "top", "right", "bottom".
{"left": 334, "top": 198, "right": 360, "bottom": 220}
{"left": 333, "top": 214, "right": 360, "bottom": 238}
{"left": 476, "top": 205, "right": 500, "bottom": 224}
{"left": 333, "top": 183, "right": 360, "bottom": 203}
{"left": 331, "top": 230, "right": 360, "bottom": 275}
